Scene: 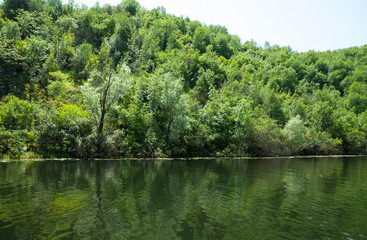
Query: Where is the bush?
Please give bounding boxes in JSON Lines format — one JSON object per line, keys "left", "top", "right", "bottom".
{"left": 284, "top": 115, "right": 306, "bottom": 154}
{"left": 0, "top": 129, "right": 27, "bottom": 158}
{"left": 38, "top": 104, "right": 92, "bottom": 157}
{"left": 247, "top": 115, "right": 287, "bottom": 157}
{"left": 0, "top": 95, "right": 37, "bottom": 130}
{"left": 300, "top": 130, "right": 342, "bottom": 155}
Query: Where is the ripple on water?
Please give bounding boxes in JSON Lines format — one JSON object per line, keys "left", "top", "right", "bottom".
{"left": 1, "top": 157, "right": 367, "bottom": 239}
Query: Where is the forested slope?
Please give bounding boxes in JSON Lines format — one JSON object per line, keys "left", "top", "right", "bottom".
{"left": 1, "top": 0, "right": 367, "bottom": 158}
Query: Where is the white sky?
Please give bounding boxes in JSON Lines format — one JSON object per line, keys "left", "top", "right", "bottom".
{"left": 68, "top": 0, "right": 367, "bottom": 52}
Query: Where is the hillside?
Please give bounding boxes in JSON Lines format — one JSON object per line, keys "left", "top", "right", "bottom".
{"left": 1, "top": 0, "right": 367, "bottom": 158}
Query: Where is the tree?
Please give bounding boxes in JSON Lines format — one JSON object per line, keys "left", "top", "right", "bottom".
{"left": 72, "top": 42, "right": 94, "bottom": 79}
{"left": 47, "top": 71, "right": 76, "bottom": 103}
{"left": 191, "top": 68, "right": 215, "bottom": 105}
{"left": 213, "top": 33, "right": 234, "bottom": 59}
{"left": 109, "top": 14, "right": 133, "bottom": 64}
{"left": 250, "top": 115, "right": 287, "bottom": 156}
{"left": 192, "top": 27, "right": 209, "bottom": 53}
{"left": 0, "top": 21, "right": 21, "bottom": 40}
{"left": 56, "top": 30, "right": 75, "bottom": 69}
{"left": 345, "top": 81, "right": 367, "bottom": 114}
{"left": 3, "top": 0, "right": 31, "bottom": 19}
{"left": 38, "top": 104, "right": 92, "bottom": 157}
{"left": 120, "top": 0, "right": 140, "bottom": 16}
{"left": 284, "top": 115, "right": 306, "bottom": 154}
{"left": 0, "top": 95, "right": 37, "bottom": 130}
{"left": 46, "top": 0, "right": 65, "bottom": 19}
{"left": 81, "top": 43, "right": 131, "bottom": 151}
{"left": 146, "top": 74, "right": 189, "bottom": 156}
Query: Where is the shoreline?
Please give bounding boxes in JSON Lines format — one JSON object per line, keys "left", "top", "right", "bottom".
{"left": 1, "top": 154, "right": 365, "bottom": 162}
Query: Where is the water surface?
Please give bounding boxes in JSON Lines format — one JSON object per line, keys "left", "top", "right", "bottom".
{"left": 1, "top": 157, "right": 367, "bottom": 239}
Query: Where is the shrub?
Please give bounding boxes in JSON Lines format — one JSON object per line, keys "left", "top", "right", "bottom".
{"left": 0, "top": 95, "right": 37, "bottom": 130}
{"left": 38, "top": 104, "right": 92, "bottom": 157}
{"left": 0, "top": 129, "right": 27, "bottom": 158}
{"left": 284, "top": 115, "right": 306, "bottom": 154}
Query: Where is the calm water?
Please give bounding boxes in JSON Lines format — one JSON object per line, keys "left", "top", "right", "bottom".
{"left": 1, "top": 157, "right": 367, "bottom": 240}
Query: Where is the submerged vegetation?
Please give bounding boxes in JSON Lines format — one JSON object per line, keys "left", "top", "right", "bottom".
{"left": 0, "top": 0, "right": 367, "bottom": 158}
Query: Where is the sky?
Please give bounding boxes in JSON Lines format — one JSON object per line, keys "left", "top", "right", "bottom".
{"left": 68, "top": 0, "right": 367, "bottom": 52}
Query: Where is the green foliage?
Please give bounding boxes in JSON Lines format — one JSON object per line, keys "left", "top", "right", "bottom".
{"left": 81, "top": 63, "right": 131, "bottom": 130}
{"left": 81, "top": 43, "right": 132, "bottom": 155}
{"left": 345, "top": 81, "right": 367, "bottom": 114}
{"left": 284, "top": 115, "right": 306, "bottom": 154}
{"left": 120, "top": 0, "right": 140, "bottom": 16}
{"left": 191, "top": 68, "right": 215, "bottom": 105}
{"left": 212, "top": 33, "right": 234, "bottom": 59}
{"left": 38, "top": 104, "right": 92, "bottom": 157}
{"left": 47, "top": 71, "right": 76, "bottom": 102}
{"left": 0, "top": 21, "right": 21, "bottom": 40}
{"left": 0, "top": 95, "right": 37, "bottom": 130}
{"left": 3, "top": 0, "right": 42, "bottom": 19}
{"left": 193, "top": 26, "right": 209, "bottom": 53}
{"left": 47, "top": 0, "right": 66, "bottom": 19}
{"left": 260, "top": 87, "right": 286, "bottom": 125}
{"left": 56, "top": 30, "right": 75, "bottom": 69}
{"left": 0, "top": 96, "right": 37, "bottom": 157}
{"left": 301, "top": 130, "right": 342, "bottom": 155}
{"left": 0, "top": 1, "right": 367, "bottom": 158}
{"left": 249, "top": 115, "right": 287, "bottom": 156}
{"left": 0, "top": 128, "right": 27, "bottom": 158}
{"left": 146, "top": 74, "right": 189, "bottom": 156}
{"left": 109, "top": 14, "right": 132, "bottom": 63}
{"left": 74, "top": 9, "right": 115, "bottom": 47}
{"left": 55, "top": 16, "right": 78, "bottom": 34}
{"left": 72, "top": 42, "right": 94, "bottom": 79}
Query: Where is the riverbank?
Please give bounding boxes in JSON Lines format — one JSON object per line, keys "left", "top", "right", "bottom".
{"left": 2, "top": 154, "right": 365, "bottom": 162}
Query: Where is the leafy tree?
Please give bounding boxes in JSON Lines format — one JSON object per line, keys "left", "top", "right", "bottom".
{"left": 192, "top": 26, "right": 209, "bottom": 53}
{"left": 55, "top": 30, "right": 75, "bottom": 69}
{"left": 46, "top": 0, "right": 64, "bottom": 19}
{"left": 3, "top": 0, "right": 43, "bottom": 19}
{"left": 191, "top": 68, "right": 215, "bottom": 105}
{"left": 249, "top": 114, "right": 287, "bottom": 156}
{"left": 212, "top": 33, "right": 234, "bottom": 59}
{"left": 55, "top": 16, "right": 78, "bottom": 34}
{"left": 38, "top": 104, "right": 92, "bottom": 157}
{"left": 0, "top": 95, "right": 37, "bottom": 130}
{"left": 146, "top": 74, "right": 189, "bottom": 156}
{"left": 345, "top": 81, "right": 367, "bottom": 114}
{"left": 231, "top": 98, "right": 253, "bottom": 156}
{"left": 47, "top": 71, "right": 76, "bottom": 102}
{"left": 120, "top": 0, "right": 140, "bottom": 16}
{"left": 72, "top": 42, "right": 94, "bottom": 79}
{"left": 301, "top": 130, "right": 342, "bottom": 155}
{"left": 109, "top": 14, "right": 133, "bottom": 64}
{"left": 74, "top": 9, "right": 115, "bottom": 47}
{"left": 0, "top": 96, "right": 38, "bottom": 157}
{"left": 81, "top": 43, "right": 131, "bottom": 151}
{"left": 0, "top": 21, "right": 22, "bottom": 40}
{"left": 260, "top": 86, "right": 286, "bottom": 125}
{"left": 16, "top": 11, "right": 53, "bottom": 39}
{"left": 284, "top": 115, "right": 306, "bottom": 154}
{"left": 0, "top": 128, "right": 28, "bottom": 158}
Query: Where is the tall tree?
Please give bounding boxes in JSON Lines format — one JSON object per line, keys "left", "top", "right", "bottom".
{"left": 81, "top": 43, "right": 131, "bottom": 151}
{"left": 147, "top": 74, "right": 189, "bottom": 156}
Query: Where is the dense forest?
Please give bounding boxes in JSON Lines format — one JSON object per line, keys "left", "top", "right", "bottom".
{"left": 0, "top": 0, "right": 367, "bottom": 158}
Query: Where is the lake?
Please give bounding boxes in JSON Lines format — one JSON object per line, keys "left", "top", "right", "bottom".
{"left": 0, "top": 157, "right": 367, "bottom": 239}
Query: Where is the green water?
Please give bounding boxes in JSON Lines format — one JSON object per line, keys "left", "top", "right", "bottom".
{"left": 0, "top": 157, "right": 367, "bottom": 240}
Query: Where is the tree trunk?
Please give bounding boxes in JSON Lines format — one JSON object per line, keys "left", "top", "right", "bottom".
{"left": 97, "top": 108, "right": 106, "bottom": 155}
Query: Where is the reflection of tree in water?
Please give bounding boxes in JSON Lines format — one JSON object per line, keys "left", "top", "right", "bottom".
{"left": 0, "top": 158, "right": 367, "bottom": 239}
